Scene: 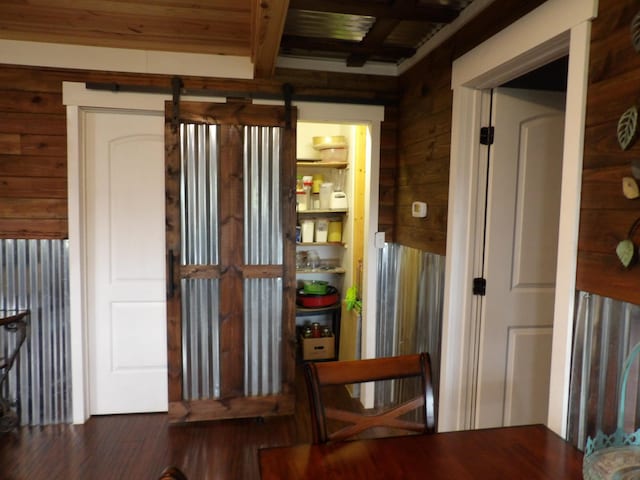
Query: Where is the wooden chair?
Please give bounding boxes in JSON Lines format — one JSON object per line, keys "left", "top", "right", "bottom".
{"left": 303, "top": 352, "right": 435, "bottom": 444}
{"left": 158, "top": 466, "right": 188, "bottom": 480}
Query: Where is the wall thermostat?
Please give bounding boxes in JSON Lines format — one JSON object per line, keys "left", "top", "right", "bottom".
{"left": 412, "top": 201, "right": 428, "bottom": 218}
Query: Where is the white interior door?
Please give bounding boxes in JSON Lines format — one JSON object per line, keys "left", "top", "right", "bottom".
{"left": 86, "top": 109, "right": 167, "bottom": 414}
{"left": 475, "top": 87, "right": 565, "bottom": 428}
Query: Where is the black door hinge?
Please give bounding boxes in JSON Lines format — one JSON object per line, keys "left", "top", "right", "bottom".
{"left": 473, "top": 277, "right": 486, "bottom": 296}
{"left": 480, "top": 126, "right": 494, "bottom": 145}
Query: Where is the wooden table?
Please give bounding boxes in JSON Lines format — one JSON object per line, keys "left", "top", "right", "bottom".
{"left": 259, "top": 424, "right": 584, "bottom": 479}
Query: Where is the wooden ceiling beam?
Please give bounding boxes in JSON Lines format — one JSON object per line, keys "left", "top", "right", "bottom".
{"left": 347, "top": 17, "right": 401, "bottom": 67}
{"left": 288, "top": 0, "right": 459, "bottom": 23}
{"left": 252, "top": 0, "right": 290, "bottom": 78}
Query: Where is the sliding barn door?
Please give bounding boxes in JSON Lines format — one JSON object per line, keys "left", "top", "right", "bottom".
{"left": 165, "top": 101, "right": 296, "bottom": 422}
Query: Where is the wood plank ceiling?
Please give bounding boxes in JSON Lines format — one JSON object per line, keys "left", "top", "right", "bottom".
{"left": 0, "top": 0, "right": 474, "bottom": 77}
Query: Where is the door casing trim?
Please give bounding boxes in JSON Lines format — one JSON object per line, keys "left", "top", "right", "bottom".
{"left": 440, "top": 0, "right": 596, "bottom": 436}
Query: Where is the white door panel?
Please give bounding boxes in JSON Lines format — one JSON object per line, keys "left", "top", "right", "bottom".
{"left": 86, "top": 109, "right": 167, "bottom": 414}
{"left": 475, "top": 88, "right": 565, "bottom": 428}
{"left": 503, "top": 326, "right": 553, "bottom": 426}
{"left": 512, "top": 116, "right": 564, "bottom": 288}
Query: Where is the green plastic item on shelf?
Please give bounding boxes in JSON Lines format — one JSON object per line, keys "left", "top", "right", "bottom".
{"left": 303, "top": 280, "right": 328, "bottom": 295}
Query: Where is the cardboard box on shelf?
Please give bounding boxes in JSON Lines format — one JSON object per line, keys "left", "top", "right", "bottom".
{"left": 301, "top": 335, "right": 335, "bottom": 361}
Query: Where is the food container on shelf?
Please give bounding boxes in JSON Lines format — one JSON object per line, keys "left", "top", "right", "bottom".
{"left": 312, "top": 136, "right": 347, "bottom": 150}
{"left": 301, "top": 220, "right": 315, "bottom": 243}
{"left": 315, "top": 218, "right": 329, "bottom": 243}
{"left": 303, "top": 280, "right": 329, "bottom": 295}
{"left": 312, "top": 135, "right": 348, "bottom": 163}
{"left": 301, "top": 335, "right": 334, "bottom": 360}
{"left": 319, "top": 147, "right": 348, "bottom": 162}
{"left": 330, "top": 191, "right": 348, "bottom": 210}
{"left": 296, "top": 191, "right": 307, "bottom": 211}
{"left": 319, "top": 183, "right": 333, "bottom": 209}
{"left": 312, "top": 174, "right": 324, "bottom": 194}
{"left": 328, "top": 221, "right": 342, "bottom": 242}
{"left": 296, "top": 286, "right": 340, "bottom": 308}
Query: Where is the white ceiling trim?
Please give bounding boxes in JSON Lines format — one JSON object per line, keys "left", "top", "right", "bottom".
{"left": 0, "top": 39, "right": 254, "bottom": 79}
{"left": 398, "top": 0, "right": 497, "bottom": 75}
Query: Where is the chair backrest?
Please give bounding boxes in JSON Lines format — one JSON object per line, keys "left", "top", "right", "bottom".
{"left": 303, "top": 352, "right": 435, "bottom": 444}
{"left": 159, "top": 466, "right": 188, "bottom": 480}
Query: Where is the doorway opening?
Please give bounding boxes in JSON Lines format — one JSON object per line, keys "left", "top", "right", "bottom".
{"left": 470, "top": 57, "right": 569, "bottom": 429}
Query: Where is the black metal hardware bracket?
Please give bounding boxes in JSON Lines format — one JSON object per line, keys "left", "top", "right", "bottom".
{"left": 85, "top": 82, "right": 393, "bottom": 106}
{"left": 171, "top": 76, "right": 183, "bottom": 132}
{"left": 283, "top": 83, "right": 293, "bottom": 129}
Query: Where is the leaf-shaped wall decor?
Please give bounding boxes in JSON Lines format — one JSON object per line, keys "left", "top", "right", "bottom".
{"left": 623, "top": 176, "right": 640, "bottom": 199}
{"left": 617, "top": 217, "right": 640, "bottom": 269}
{"left": 618, "top": 105, "right": 638, "bottom": 150}
{"left": 617, "top": 239, "right": 636, "bottom": 268}
{"left": 632, "top": 11, "right": 640, "bottom": 52}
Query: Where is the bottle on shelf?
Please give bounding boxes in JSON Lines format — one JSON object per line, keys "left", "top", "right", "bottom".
{"left": 302, "top": 175, "right": 313, "bottom": 211}
{"left": 296, "top": 175, "right": 307, "bottom": 211}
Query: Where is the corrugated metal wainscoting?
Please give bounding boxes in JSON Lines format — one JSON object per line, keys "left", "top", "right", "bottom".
{"left": 375, "top": 243, "right": 445, "bottom": 412}
{"left": 567, "top": 291, "right": 640, "bottom": 450}
{"left": 0, "top": 239, "right": 71, "bottom": 425}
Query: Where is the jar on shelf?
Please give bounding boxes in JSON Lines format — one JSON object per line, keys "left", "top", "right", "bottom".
{"left": 311, "top": 322, "right": 322, "bottom": 338}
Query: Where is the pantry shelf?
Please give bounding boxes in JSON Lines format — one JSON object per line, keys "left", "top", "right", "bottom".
{"left": 297, "top": 209, "right": 347, "bottom": 215}
{"left": 297, "top": 242, "right": 345, "bottom": 247}
{"left": 296, "top": 267, "right": 346, "bottom": 274}
{"left": 296, "top": 161, "right": 348, "bottom": 169}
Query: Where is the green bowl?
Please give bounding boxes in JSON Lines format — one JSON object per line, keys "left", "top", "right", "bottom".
{"left": 303, "top": 281, "right": 329, "bottom": 295}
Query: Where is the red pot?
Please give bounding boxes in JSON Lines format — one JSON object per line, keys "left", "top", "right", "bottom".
{"left": 296, "top": 286, "right": 339, "bottom": 308}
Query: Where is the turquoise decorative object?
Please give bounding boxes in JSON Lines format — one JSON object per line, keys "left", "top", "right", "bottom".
{"left": 617, "top": 106, "right": 638, "bottom": 151}
{"left": 583, "top": 343, "right": 640, "bottom": 479}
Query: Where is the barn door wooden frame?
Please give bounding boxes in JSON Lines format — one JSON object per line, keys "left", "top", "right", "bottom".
{"left": 165, "top": 100, "right": 297, "bottom": 422}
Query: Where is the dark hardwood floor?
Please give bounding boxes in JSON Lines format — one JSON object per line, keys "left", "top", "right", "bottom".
{"left": 0, "top": 370, "right": 332, "bottom": 480}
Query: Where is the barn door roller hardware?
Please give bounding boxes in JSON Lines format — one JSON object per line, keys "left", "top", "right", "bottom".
{"left": 171, "top": 76, "right": 183, "bottom": 131}
{"left": 283, "top": 83, "right": 293, "bottom": 129}
{"left": 85, "top": 79, "right": 392, "bottom": 108}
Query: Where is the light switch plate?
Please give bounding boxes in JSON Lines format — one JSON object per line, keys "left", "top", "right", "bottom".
{"left": 412, "top": 201, "right": 428, "bottom": 218}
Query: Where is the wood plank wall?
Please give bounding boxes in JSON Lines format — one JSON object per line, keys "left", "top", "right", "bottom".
{"left": 396, "top": 0, "right": 546, "bottom": 255}
{"left": 576, "top": 0, "right": 640, "bottom": 305}
{"left": 0, "top": 65, "right": 398, "bottom": 240}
